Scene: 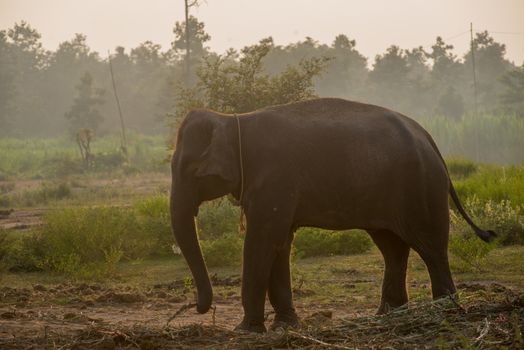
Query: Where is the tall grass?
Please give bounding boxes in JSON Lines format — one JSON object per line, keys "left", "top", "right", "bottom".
{"left": 0, "top": 132, "right": 169, "bottom": 179}
{"left": 418, "top": 113, "right": 524, "bottom": 165}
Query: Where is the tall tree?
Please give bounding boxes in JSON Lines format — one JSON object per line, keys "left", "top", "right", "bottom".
{"left": 6, "top": 21, "right": 48, "bottom": 135}
{"left": 463, "top": 31, "right": 513, "bottom": 111}
{"left": 180, "top": 0, "right": 206, "bottom": 85}
{"left": 0, "top": 30, "right": 16, "bottom": 135}
{"left": 65, "top": 72, "right": 105, "bottom": 134}
{"left": 499, "top": 64, "right": 524, "bottom": 117}
{"left": 318, "top": 34, "right": 368, "bottom": 99}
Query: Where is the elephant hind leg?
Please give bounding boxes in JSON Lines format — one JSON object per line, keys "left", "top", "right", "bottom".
{"left": 367, "top": 229, "right": 410, "bottom": 314}
{"left": 403, "top": 231, "right": 456, "bottom": 299}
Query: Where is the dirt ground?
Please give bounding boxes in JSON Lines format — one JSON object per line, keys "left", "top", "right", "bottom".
{"left": 0, "top": 276, "right": 370, "bottom": 349}
{"left": 1, "top": 279, "right": 523, "bottom": 349}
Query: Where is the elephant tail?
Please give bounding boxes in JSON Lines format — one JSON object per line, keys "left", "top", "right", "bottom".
{"left": 420, "top": 128, "right": 497, "bottom": 243}
{"left": 448, "top": 180, "right": 497, "bottom": 242}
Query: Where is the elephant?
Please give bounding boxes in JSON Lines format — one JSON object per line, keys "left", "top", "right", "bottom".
{"left": 170, "top": 97, "right": 495, "bottom": 333}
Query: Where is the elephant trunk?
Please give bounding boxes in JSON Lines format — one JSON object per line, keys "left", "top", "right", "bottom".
{"left": 170, "top": 183, "right": 212, "bottom": 314}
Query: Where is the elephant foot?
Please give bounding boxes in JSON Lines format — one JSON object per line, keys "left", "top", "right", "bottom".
{"left": 376, "top": 301, "right": 407, "bottom": 315}
{"left": 269, "top": 310, "right": 300, "bottom": 331}
{"left": 234, "top": 318, "right": 267, "bottom": 333}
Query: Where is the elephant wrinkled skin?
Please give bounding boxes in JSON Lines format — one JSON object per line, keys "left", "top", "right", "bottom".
{"left": 169, "top": 98, "right": 495, "bottom": 332}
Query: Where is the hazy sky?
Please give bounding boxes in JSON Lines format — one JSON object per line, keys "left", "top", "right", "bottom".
{"left": 1, "top": 0, "right": 523, "bottom": 64}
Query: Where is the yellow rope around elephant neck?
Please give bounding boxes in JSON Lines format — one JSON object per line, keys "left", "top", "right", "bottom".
{"left": 235, "top": 114, "right": 246, "bottom": 234}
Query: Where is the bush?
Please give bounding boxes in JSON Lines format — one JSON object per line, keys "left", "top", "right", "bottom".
{"left": 201, "top": 234, "right": 243, "bottom": 267}
{"left": 293, "top": 228, "right": 373, "bottom": 258}
{"left": 134, "top": 194, "right": 174, "bottom": 256}
{"left": 0, "top": 230, "right": 43, "bottom": 272}
{"left": 451, "top": 197, "right": 524, "bottom": 245}
{"left": 28, "top": 207, "right": 154, "bottom": 277}
{"left": 449, "top": 233, "right": 498, "bottom": 272}
{"left": 196, "top": 198, "right": 240, "bottom": 240}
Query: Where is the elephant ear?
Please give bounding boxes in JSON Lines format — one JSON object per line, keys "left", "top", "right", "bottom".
{"left": 195, "top": 123, "right": 236, "bottom": 182}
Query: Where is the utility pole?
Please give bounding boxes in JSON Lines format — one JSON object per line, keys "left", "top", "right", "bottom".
{"left": 185, "top": 0, "right": 191, "bottom": 86}
{"left": 470, "top": 23, "right": 479, "bottom": 162}
{"left": 108, "top": 50, "right": 128, "bottom": 162}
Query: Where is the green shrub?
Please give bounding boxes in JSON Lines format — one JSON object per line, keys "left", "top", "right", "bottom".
{"left": 0, "top": 230, "right": 43, "bottom": 272}
{"left": 449, "top": 233, "right": 498, "bottom": 272}
{"left": 201, "top": 234, "right": 243, "bottom": 267}
{"left": 134, "top": 194, "right": 174, "bottom": 256}
{"left": 446, "top": 159, "right": 478, "bottom": 179}
{"left": 196, "top": 198, "right": 240, "bottom": 240}
{"left": 28, "top": 207, "right": 154, "bottom": 277}
{"left": 293, "top": 228, "right": 372, "bottom": 258}
{"left": 454, "top": 165, "right": 524, "bottom": 207}
{"left": 451, "top": 197, "right": 524, "bottom": 245}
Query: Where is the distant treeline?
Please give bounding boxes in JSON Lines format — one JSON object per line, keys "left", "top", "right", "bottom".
{"left": 0, "top": 18, "right": 523, "bottom": 138}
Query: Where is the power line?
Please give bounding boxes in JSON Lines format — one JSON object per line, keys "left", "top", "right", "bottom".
{"left": 488, "top": 31, "right": 524, "bottom": 35}
{"left": 443, "top": 30, "right": 470, "bottom": 41}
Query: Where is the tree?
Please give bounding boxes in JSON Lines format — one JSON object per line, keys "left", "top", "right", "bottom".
{"left": 65, "top": 72, "right": 105, "bottom": 134}
{"left": 318, "top": 34, "right": 368, "bottom": 99}
{"left": 463, "top": 31, "right": 513, "bottom": 111}
{"left": 43, "top": 34, "right": 102, "bottom": 135}
{"left": 6, "top": 21, "right": 48, "bottom": 135}
{"left": 171, "top": 37, "right": 330, "bottom": 128}
{"left": 0, "top": 30, "right": 16, "bottom": 135}
{"left": 499, "top": 64, "right": 524, "bottom": 117}
{"left": 172, "top": 9, "right": 210, "bottom": 85}
{"left": 368, "top": 45, "right": 411, "bottom": 111}
{"left": 435, "top": 86, "right": 464, "bottom": 119}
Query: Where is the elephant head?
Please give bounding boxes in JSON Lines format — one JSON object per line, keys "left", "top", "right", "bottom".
{"left": 170, "top": 110, "right": 240, "bottom": 313}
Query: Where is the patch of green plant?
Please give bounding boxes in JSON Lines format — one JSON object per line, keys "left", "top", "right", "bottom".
{"left": 0, "top": 182, "right": 15, "bottom": 195}
{"left": 419, "top": 113, "right": 524, "bottom": 164}
{"left": 134, "top": 194, "right": 174, "bottom": 256}
{"left": 1, "top": 181, "right": 72, "bottom": 207}
{"left": 451, "top": 197, "right": 524, "bottom": 245}
{"left": 196, "top": 198, "right": 240, "bottom": 240}
{"left": 24, "top": 207, "right": 154, "bottom": 277}
{"left": 453, "top": 165, "right": 524, "bottom": 207}
{"left": 446, "top": 158, "right": 478, "bottom": 179}
{"left": 201, "top": 234, "right": 243, "bottom": 267}
{"left": 0, "top": 133, "right": 169, "bottom": 179}
{"left": 449, "top": 233, "right": 498, "bottom": 272}
{"left": 0, "top": 230, "right": 43, "bottom": 272}
{"left": 293, "top": 228, "right": 373, "bottom": 258}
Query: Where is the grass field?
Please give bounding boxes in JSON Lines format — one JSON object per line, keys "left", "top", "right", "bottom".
{"left": 0, "top": 132, "right": 523, "bottom": 348}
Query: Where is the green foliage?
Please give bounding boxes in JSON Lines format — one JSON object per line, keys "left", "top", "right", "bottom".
{"left": 451, "top": 197, "right": 524, "bottom": 245}
{"left": 0, "top": 134, "right": 168, "bottom": 179}
{"left": 453, "top": 165, "right": 524, "bottom": 206}
{"left": 64, "top": 72, "right": 105, "bottom": 134}
{"left": 1, "top": 181, "right": 72, "bottom": 207}
{"left": 419, "top": 113, "right": 524, "bottom": 164}
{"left": 201, "top": 234, "right": 243, "bottom": 267}
{"left": 499, "top": 64, "right": 524, "bottom": 117}
{"left": 293, "top": 228, "right": 373, "bottom": 258}
{"left": 446, "top": 158, "right": 478, "bottom": 179}
{"left": 134, "top": 194, "right": 174, "bottom": 256}
{"left": 172, "top": 37, "right": 330, "bottom": 123}
{"left": 196, "top": 198, "right": 240, "bottom": 240}
{"left": 448, "top": 233, "right": 498, "bottom": 272}
{"left": 17, "top": 207, "right": 153, "bottom": 277}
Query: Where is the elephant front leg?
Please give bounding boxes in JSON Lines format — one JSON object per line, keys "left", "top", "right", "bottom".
{"left": 235, "top": 204, "right": 294, "bottom": 333}
{"left": 268, "top": 235, "right": 299, "bottom": 330}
